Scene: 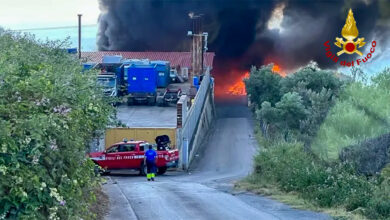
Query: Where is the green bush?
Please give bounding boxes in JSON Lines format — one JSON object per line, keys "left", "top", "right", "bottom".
{"left": 304, "top": 164, "right": 373, "bottom": 209}
{"left": 247, "top": 63, "right": 390, "bottom": 219}
{"left": 254, "top": 141, "right": 326, "bottom": 192}
{"left": 366, "top": 179, "right": 390, "bottom": 219}
{"left": 372, "top": 67, "right": 390, "bottom": 90}
{"left": 312, "top": 82, "right": 390, "bottom": 161}
{"left": 340, "top": 133, "right": 390, "bottom": 175}
{"left": 280, "top": 62, "right": 343, "bottom": 98}
{"left": 257, "top": 92, "right": 308, "bottom": 140}
{"left": 0, "top": 32, "right": 113, "bottom": 219}
{"left": 250, "top": 62, "right": 343, "bottom": 144}
{"left": 252, "top": 138, "right": 389, "bottom": 218}
{"left": 365, "top": 166, "right": 390, "bottom": 219}
{"left": 245, "top": 65, "right": 282, "bottom": 108}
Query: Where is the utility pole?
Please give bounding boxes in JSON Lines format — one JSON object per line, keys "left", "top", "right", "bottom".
{"left": 190, "top": 14, "right": 202, "bottom": 83}
{"left": 78, "top": 14, "right": 82, "bottom": 59}
{"left": 187, "top": 13, "right": 208, "bottom": 88}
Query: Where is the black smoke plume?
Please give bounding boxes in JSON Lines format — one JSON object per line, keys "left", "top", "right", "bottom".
{"left": 97, "top": 0, "right": 390, "bottom": 82}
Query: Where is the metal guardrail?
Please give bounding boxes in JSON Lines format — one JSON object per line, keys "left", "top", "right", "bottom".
{"left": 180, "top": 68, "right": 212, "bottom": 169}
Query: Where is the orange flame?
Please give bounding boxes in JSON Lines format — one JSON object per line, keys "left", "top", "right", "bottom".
{"left": 272, "top": 64, "right": 281, "bottom": 72}
{"left": 271, "top": 64, "right": 286, "bottom": 77}
{"left": 227, "top": 72, "right": 249, "bottom": 96}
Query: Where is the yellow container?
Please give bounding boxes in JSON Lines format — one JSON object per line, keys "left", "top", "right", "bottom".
{"left": 105, "top": 128, "right": 177, "bottom": 149}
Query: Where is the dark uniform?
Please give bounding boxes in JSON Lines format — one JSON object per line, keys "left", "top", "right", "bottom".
{"left": 144, "top": 146, "right": 157, "bottom": 181}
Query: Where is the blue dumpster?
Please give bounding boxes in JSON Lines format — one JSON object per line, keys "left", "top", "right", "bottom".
{"left": 151, "top": 61, "right": 171, "bottom": 88}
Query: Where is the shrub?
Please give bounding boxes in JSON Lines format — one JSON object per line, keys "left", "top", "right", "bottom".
{"left": 250, "top": 62, "right": 343, "bottom": 144}
{"left": 245, "top": 65, "right": 282, "bottom": 108}
{"left": 340, "top": 133, "right": 390, "bottom": 175}
{"left": 246, "top": 58, "right": 390, "bottom": 219}
{"left": 253, "top": 138, "right": 380, "bottom": 215}
{"left": 298, "top": 88, "right": 335, "bottom": 146}
{"left": 303, "top": 163, "right": 374, "bottom": 209}
{"left": 257, "top": 92, "right": 308, "bottom": 139}
{"left": 365, "top": 175, "right": 390, "bottom": 219}
{"left": 280, "top": 62, "right": 343, "bottom": 98}
{"left": 312, "top": 82, "right": 390, "bottom": 161}
{"left": 372, "top": 67, "right": 390, "bottom": 89}
{"left": 254, "top": 141, "right": 328, "bottom": 192}
{"left": 0, "top": 32, "right": 113, "bottom": 219}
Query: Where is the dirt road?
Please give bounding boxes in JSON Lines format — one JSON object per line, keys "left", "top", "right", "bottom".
{"left": 103, "top": 100, "right": 331, "bottom": 220}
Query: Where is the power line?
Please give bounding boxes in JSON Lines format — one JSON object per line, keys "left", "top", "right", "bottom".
{"left": 12, "top": 24, "right": 97, "bottom": 32}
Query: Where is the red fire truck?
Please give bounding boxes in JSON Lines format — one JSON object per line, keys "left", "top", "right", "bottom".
{"left": 89, "top": 139, "right": 179, "bottom": 175}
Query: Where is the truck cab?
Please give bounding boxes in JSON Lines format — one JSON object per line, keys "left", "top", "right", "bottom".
{"left": 97, "top": 74, "right": 118, "bottom": 97}
{"left": 83, "top": 56, "right": 123, "bottom": 98}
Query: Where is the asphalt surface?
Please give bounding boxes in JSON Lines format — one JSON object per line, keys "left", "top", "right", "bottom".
{"left": 103, "top": 97, "right": 332, "bottom": 220}
{"left": 116, "top": 105, "right": 177, "bottom": 128}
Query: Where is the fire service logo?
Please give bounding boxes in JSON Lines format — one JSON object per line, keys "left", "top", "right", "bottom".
{"left": 335, "top": 9, "right": 366, "bottom": 56}
{"left": 324, "top": 9, "right": 376, "bottom": 67}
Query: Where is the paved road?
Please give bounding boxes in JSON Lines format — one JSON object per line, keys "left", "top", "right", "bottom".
{"left": 103, "top": 99, "right": 331, "bottom": 220}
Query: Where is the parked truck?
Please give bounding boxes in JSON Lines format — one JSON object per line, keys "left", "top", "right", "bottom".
{"left": 125, "top": 60, "right": 174, "bottom": 105}
{"left": 84, "top": 56, "right": 183, "bottom": 106}
{"left": 89, "top": 138, "right": 179, "bottom": 175}
{"left": 125, "top": 63, "right": 159, "bottom": 105}
{"left": 97, "top": 73, "right": 118, "bottom": 97}
{"left": 83, "top": 56, "right": 124, "bottom": 98}
{"left": 151, "top": 60, "right": 171, "bottom": 88}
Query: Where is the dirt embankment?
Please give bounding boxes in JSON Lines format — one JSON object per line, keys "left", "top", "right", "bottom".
{"left": 90, "top": 186, "right": 110, "bottom": 220}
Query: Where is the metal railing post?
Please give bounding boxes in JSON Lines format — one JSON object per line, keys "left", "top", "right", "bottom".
{"left": 182, "top": 138, "right": 189, "bottom": 170}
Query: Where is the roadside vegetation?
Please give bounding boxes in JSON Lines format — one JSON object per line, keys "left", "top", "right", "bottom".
{"left": 0, "top": 30, "right": 113, "bottom": 219}
{"left": 242, "top": 62, "right": 390, "bottom": 219}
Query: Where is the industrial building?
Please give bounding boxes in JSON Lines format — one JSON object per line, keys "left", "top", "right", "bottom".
{"left": 81, "top": 51, "right": 215, "bottom": 74}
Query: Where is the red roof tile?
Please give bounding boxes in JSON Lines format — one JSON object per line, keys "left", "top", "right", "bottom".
{"left": 81, "top": 51, "right": 215, "bottom": 68}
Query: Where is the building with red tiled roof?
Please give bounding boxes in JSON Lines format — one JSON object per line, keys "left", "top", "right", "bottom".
{"left": 81, "top": 51, "right": 215, "bottom": 69}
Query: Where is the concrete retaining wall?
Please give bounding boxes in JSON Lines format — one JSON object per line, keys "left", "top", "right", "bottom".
{"left": 188, "top": 89, "right": 215, "bottom": 166}
{"left": 178, "top": 69, "right": 216, "bottom": 169}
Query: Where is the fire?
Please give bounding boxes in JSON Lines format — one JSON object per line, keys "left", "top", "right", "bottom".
{"left": 215, "top": 63, "right": 286, "bottom": 97}
{"left": 227, "top": 72, "right": 249, "bottom": 96}
{"left": 271, "top": 64, "right": 286, "bottom": 77}
{"left": 272, "top": 64, "right": 281, "bottom": 73}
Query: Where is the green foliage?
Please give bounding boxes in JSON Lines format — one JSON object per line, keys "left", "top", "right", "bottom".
{"left": 257, "top": 92, "right": 308, "bottom": 140}
{"left": 280, "top": 62, "right": 343, "bottom": 96}
{"left": 339, "top": 133, "right": 390, "bottom": 175}
{"left": 252, "top": 138, "right": 389, "bottom": 219}
{"left": 254, "top": 141, "right": 319, "bottom": 191}
{"left": 245, "top": 65, "right": 282, "bottom": 108}
{"left": 275, "top": 92, "right": 308, "bottom": 130}
{"left": 349, "top": 66, "right": 366, "bottom": 82}
{"left": 312, "top": 81, "right": 390, "bottom": 161}
{"left": 0, "top": 31, "right": 113, "bottom": 219}
{"left": 366, "top": 176, "right": 390, "bottom": 219}
{"left": 372, "top": 67, "right": 390, "bottom": 89}
{"left": 247, "top": 63, "right": 390, "bottom": 219}
{"left": 298, "top": 88, "right": 335, "bottom": 145}
{"left": 252, "top": 62, "right": 343, "bottom": 143}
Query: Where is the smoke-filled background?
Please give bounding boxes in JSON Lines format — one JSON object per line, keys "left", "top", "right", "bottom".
{"left": 97, "top": 0, "right": 390, "bottom": 95}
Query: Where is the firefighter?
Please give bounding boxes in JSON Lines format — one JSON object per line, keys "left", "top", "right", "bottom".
{"left": 144, "top": 144, "right": 157, "bottom": 181}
